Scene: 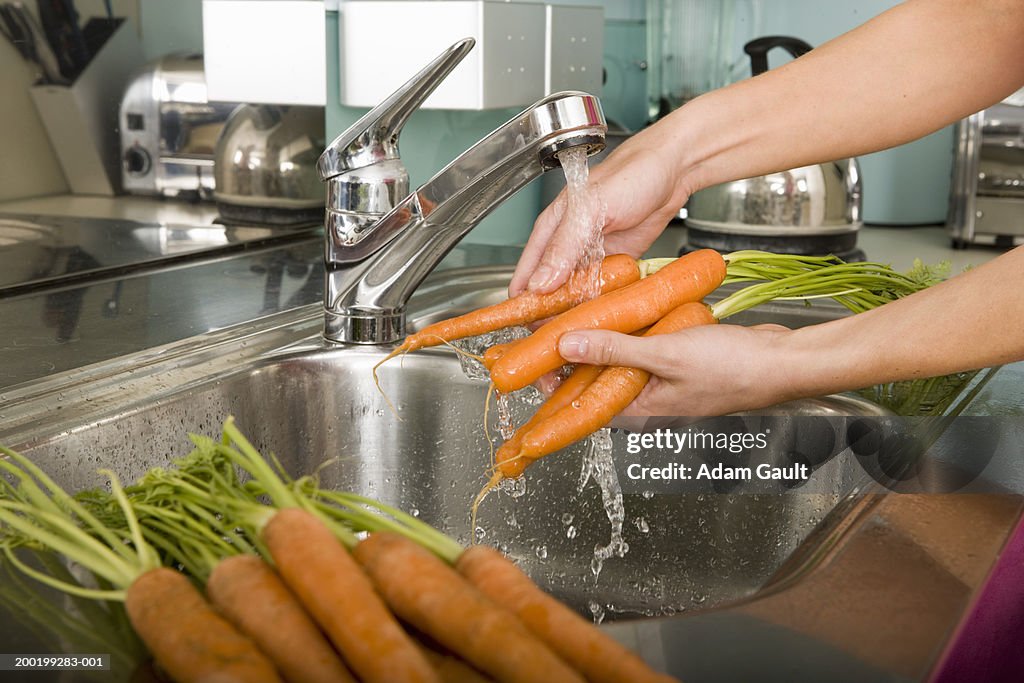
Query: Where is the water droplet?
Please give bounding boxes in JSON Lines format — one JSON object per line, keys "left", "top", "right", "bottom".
{"left": 561, "top": 513, "right": 574, "bottom": 525}
{"left": 642, "top": 490, "right": 654, "bottom": 499}
{"left": 566, "top": 525, "right": 578, "bottom": 539}
{"left": 409, "top": 508, "right": 419, "bottom": 518}
{"left": 634, "top": 517, "right": 650, "bottom": 533}
{"left": 535, "top": 545, "right": 548, "bottom": 560}
{"left": 499, "top": 476, "right": 527, "bottom": 498}
{"left": 588, "top": 600, "right": 606, "bottom": 625}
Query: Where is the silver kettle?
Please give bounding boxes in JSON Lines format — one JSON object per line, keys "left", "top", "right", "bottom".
{"left": 213, "top": 105, "right": 326, "bottom": 225}
{"left": 685, "top": 37, "right": 863, "bottom": 256}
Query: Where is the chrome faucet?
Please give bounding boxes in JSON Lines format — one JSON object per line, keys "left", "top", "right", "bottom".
{"left": 316, "top": 38, "right": 607, "bottom": 344}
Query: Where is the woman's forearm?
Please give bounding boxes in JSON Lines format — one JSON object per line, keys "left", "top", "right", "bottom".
{"left": 662, "top": 0, "right": 1024, "bottom": 195}
{"left": 776, "top": 246, "right": 1024, "bottom": 398}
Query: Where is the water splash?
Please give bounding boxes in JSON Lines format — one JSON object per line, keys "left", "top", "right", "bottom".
{"left": 498, "top": 475, "right": 528, "bottom": 499}
{"left": 578, "top": 429, "right": 629, "bottom": 581}
{"left": 556, "top": 147, "right": 607, "bottom": 304}
{"left": 453, "top": 327, "right": 529, "bottom": 382}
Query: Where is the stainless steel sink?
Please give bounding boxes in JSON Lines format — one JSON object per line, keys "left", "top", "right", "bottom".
{"left": 0, "top": 266, "right": 885, "bottom": 619}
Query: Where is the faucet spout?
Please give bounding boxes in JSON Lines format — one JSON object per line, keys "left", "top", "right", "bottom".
{"left": 320, "top": 43, "right": 606, "bottom": 344}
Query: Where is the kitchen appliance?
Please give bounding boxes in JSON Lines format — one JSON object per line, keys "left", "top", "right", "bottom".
{"left": 119, "top": 54, "right": 239, "bottom": 200}
{"left": 213, "top": 105, "right": 325, "bottom": 226}
{"left": 683, "top": 37, "right": 863, "bottom": 258}
{"left": 947, "top": 89, "right": 1024, "bottom": 248}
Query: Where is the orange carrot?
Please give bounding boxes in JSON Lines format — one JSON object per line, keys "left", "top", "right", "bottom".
{"left": 125, "top": 567, "right": 282, "bottom": 683}
{"left": 205, "top": 554, "right": 357, "bottom": 683}
{"left": 482, "top": 341, "right": 518, "bottom": 370}
{"left": 494, "top": 364, "right": 603, "bottom": 479}
{"left": 518, "top": 302, "right": 717, "bottom": 462}
{"left": 416, "top": 641, "right": 495, "bottom": 683}
{"left": 352, "top": 531, "right": 585, "bottom": 683}
{"left": 262, "top": 508, "right": 440, "bottom": 683}
{"left": 491, "top": 324, "right": 653, "bottom": 480}
{"left": 456, "top": 545, "right": 680, "bottom": 683}
{"left": 387, "top": 254, "right": 640, "bottom": 360}
{"left": 0, "top": 453, "right": 282, "bottom": 683}
{"left": 489, "top": 249, "right": 726, "bottom": 393}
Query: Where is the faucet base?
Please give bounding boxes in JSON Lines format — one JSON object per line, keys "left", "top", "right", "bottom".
{"left": 324, "top": 310, "right": 405, "bottom": 345}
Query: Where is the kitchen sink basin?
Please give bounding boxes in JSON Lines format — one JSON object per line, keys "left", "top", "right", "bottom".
{"left": 0, "top": 266, "right": 884, "bottom": 620}
{"left": 3, "top": 263, "right": 1023, "bottom": 681}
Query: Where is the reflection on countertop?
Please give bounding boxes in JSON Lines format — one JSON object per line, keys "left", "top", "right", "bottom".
{"left": 0, "top": 238, "right": 325, "bottom": 390}
{"left": 0, "top": 213, "right": 319, "bottom": 293}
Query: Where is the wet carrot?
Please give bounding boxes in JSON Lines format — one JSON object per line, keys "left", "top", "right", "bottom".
{"left": 518, "top": 302, "right": 717, "bottom": 461}
{"left": 494, "top": 364, "right": 604, "bottom": 479}
{"left": 205, "top": 554, "right": 357, "bottom": 683}
{"left": 489, "top": 249, "right": 726, "bottom": 393}
{"left": 491, "top": 324, "right": 653, "bottom": 480}
{"left": 383, "top": 254, "right": 640, "bottom": 361}
{"left": 125, "top": 567, "right": 281, "bottom": 683}
{"left": 483, "top": 341, "right": 518, "bottom": 370}
{"left": 262, "top": 508, "right": 439, "bottom": 683}
{"left": 457, "top": 545, "right": 680, "bottom": 683}
{"left": 353, "top": 531, "right": 585, "bottom": 683}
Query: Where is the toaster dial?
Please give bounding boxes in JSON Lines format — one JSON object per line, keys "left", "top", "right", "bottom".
{"left": 123, "top": 146, "right": 152, "bottom": 176}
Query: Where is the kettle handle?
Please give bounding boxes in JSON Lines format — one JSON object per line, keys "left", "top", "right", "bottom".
{"left": 744, "top": 36, "right": 814, "bottom": 77}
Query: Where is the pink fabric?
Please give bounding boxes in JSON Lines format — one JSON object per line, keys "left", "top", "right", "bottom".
{"left": 931, "top": 519, "right": 1024, "bottom": 683}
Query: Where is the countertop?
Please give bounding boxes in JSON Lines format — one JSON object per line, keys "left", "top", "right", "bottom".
{"left": 0, "top": 194, "right": 1014, "bottom": 394}
{"left": 0, "top": 194, "right": 1007, "bottom": 272}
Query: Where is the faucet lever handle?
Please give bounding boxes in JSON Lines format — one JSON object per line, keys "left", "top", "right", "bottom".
{"left": 316, "top": 38, "right": 475, "bottom": 181}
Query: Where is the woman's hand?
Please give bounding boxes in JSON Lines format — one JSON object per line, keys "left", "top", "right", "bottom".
{"left": 557, "top": 323, "right": 798, "bottom": 417}
{"left": 509, "top": 123, "right": 695, "bottom": 296}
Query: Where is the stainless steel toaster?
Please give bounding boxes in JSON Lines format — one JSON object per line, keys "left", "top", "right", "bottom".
{"left": 119, "top": 54, "right": 239, "bottom": 199}
{"left": 948, "top": 88, "right": 1024, "bottom": 247}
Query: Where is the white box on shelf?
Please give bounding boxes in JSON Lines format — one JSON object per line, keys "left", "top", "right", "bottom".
{"left": 339, "top": 0, "right": 549, "bottom": 110}
{"left": 202, "top": 0, "right": 326, "bottom": 105}
{"left": 545, "top": 4, "right": 603, "bottom": 96}
{"left": 29, "top": 19, "right": 143, "bottom": 196}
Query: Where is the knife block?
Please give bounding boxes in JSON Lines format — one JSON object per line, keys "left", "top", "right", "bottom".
{"left": 29, "top": 18, "right": 143, "bottom": 196}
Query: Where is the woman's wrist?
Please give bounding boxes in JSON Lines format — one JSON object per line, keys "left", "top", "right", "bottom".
{"left": 769, "top": 317, "right": 879, "bottom": 403}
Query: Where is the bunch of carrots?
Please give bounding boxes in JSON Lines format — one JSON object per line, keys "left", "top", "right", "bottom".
{"left": 0, "top": 418, "right": 680, "bottom": 683}
{"left": 374, "top": 249, "right": 943, "bottom": 499}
